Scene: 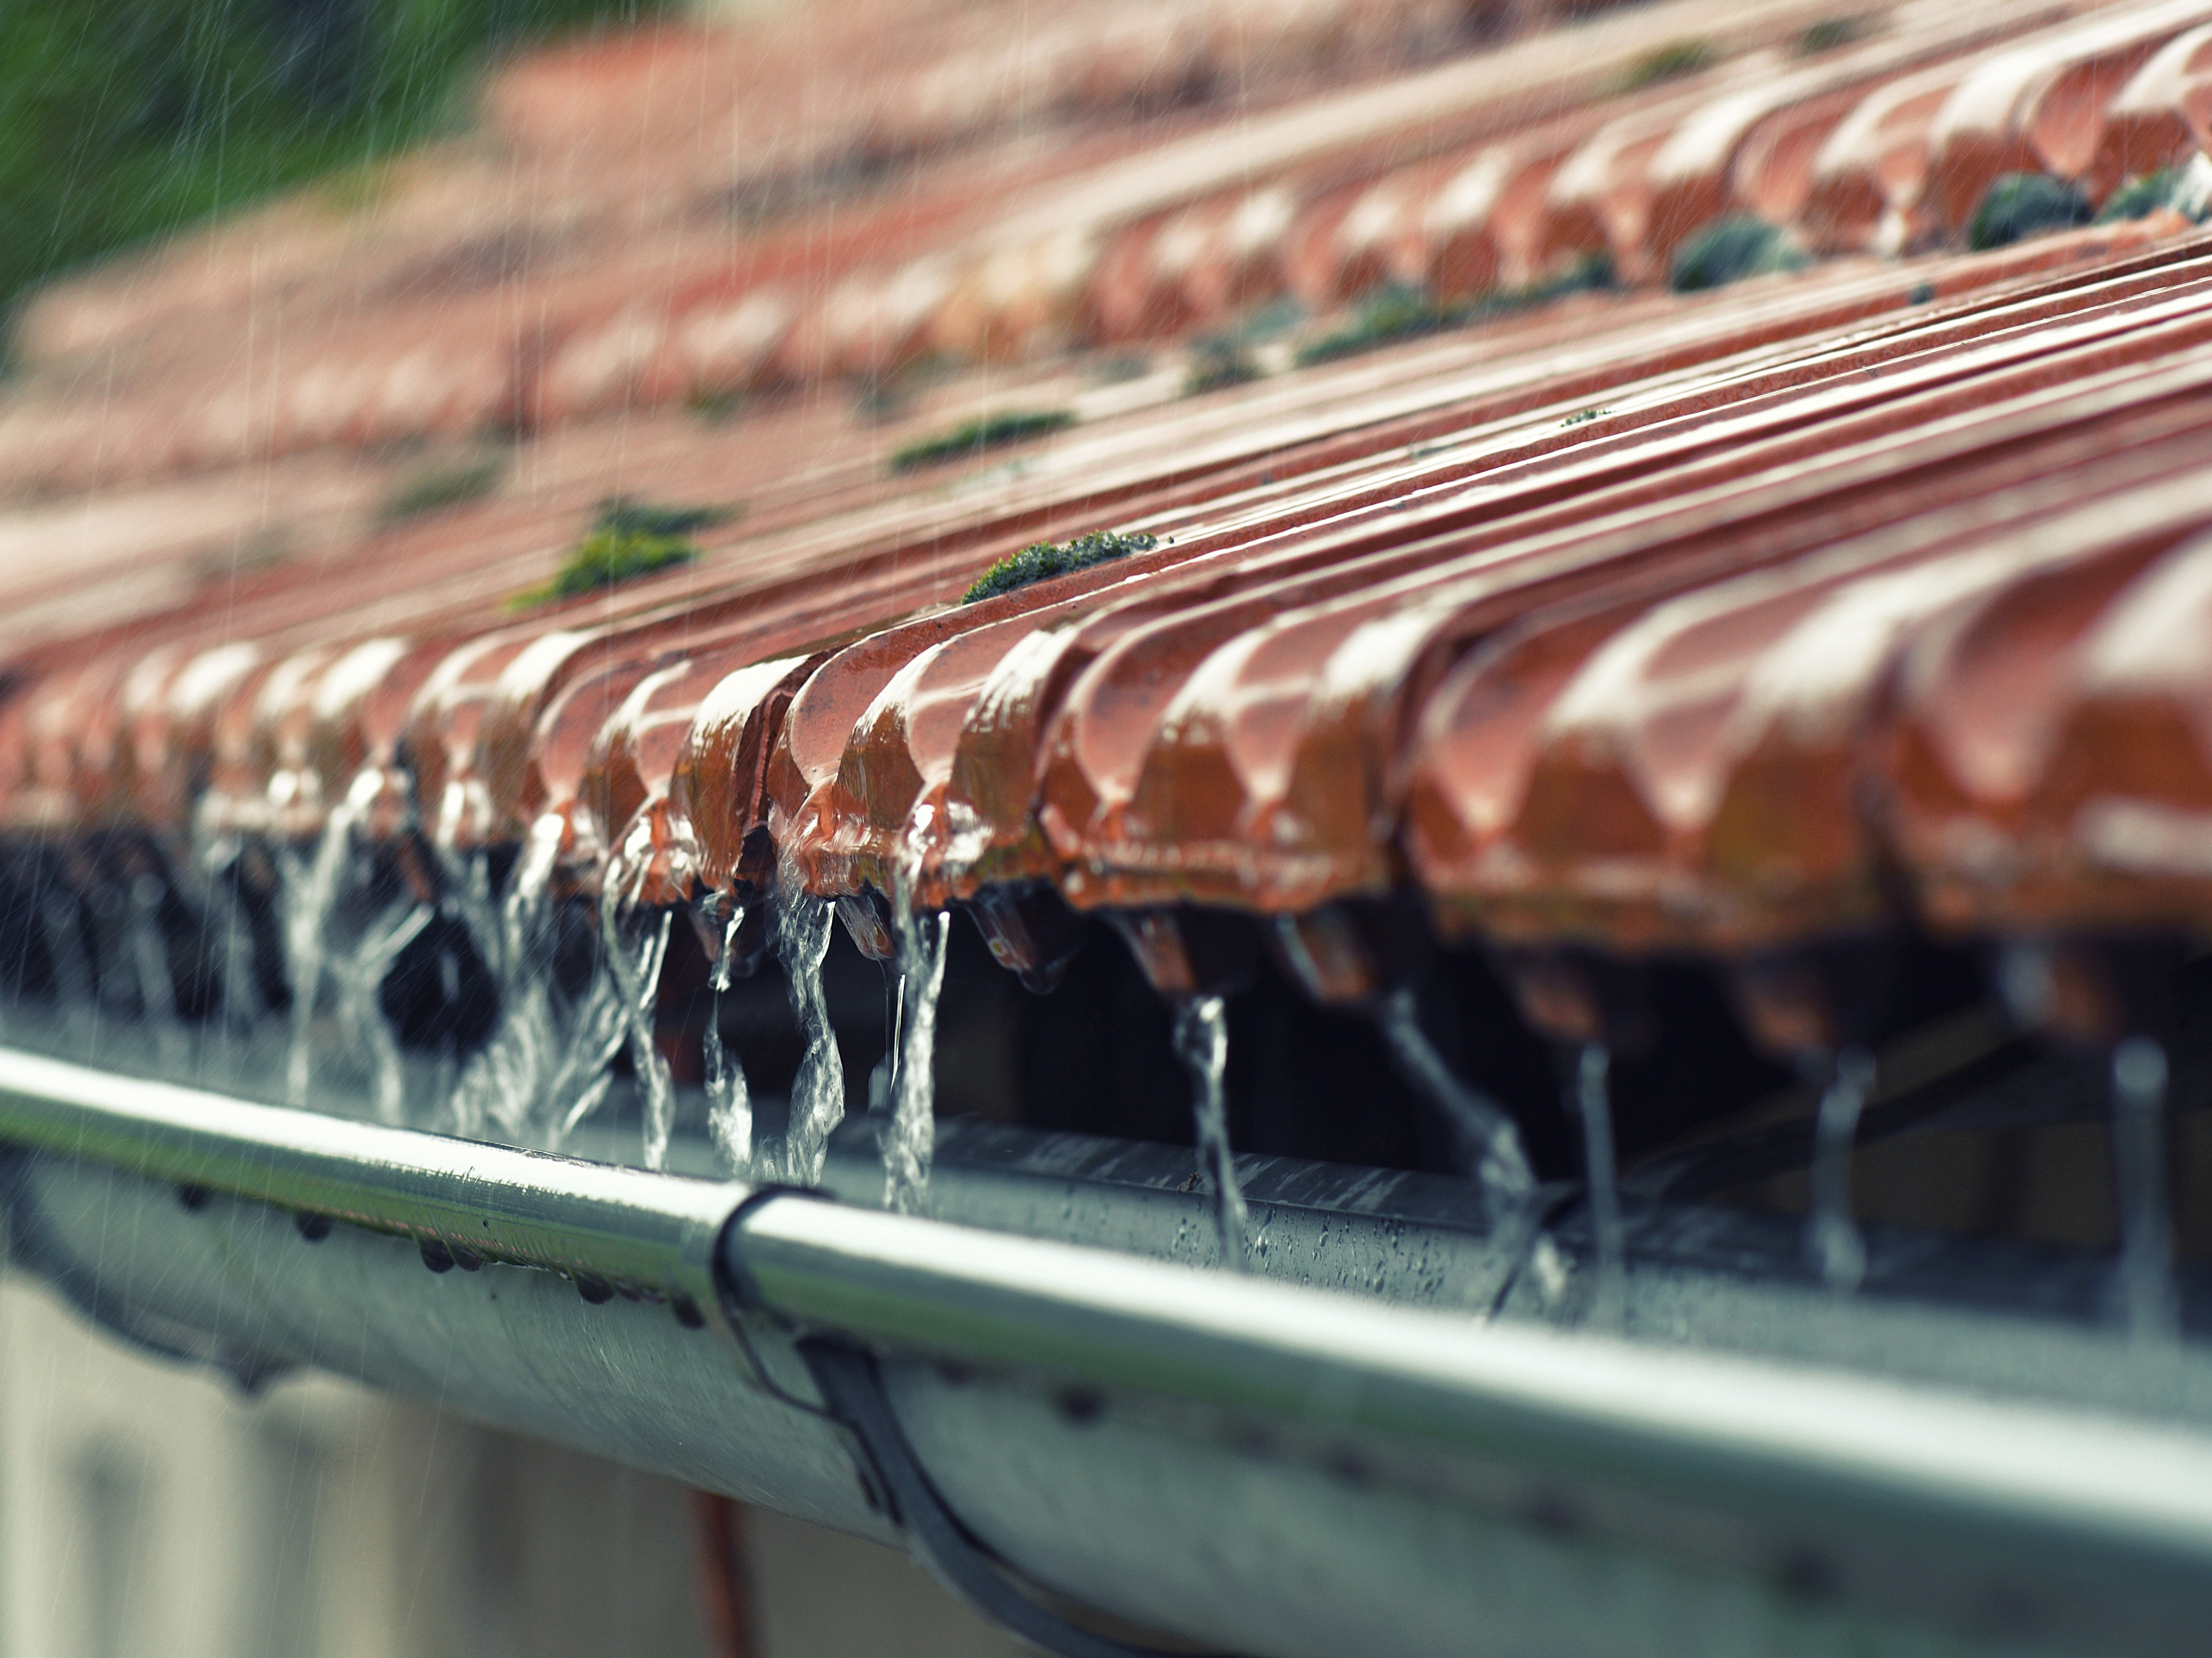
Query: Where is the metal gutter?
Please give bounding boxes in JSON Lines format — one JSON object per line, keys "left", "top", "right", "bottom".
{"left": 4, "top": 1045, "right": 2212, "bottom": 1654}
{"left": 737, "top": 1189, "right": 2212, "bottom": 1594}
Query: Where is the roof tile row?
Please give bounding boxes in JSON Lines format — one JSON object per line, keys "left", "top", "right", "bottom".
{"left": 8, "top": 5, "right": 2212, "bottom": 1055}
{"left": 12, "top": 0, "right": 2179, "bottom": 494}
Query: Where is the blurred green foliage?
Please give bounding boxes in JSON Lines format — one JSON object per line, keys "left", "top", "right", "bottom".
{"left": 0, "top": 0, "right": 656, "bottom": 336}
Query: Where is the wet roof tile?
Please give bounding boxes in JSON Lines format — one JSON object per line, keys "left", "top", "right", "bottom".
{"left": 11, "top": 0, "right": 2212, "bottom": 996}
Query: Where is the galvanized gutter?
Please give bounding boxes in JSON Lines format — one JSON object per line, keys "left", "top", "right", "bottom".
{"left": 3, "top": 1044, "right": 2210, "bottom": 1655}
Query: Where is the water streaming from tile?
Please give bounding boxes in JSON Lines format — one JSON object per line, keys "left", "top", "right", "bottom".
{"left": 881, "top": 809, "right": 950, "bottom": 1212}
{"left": 448, "top": 812, "right": 566, "bottom": 1140}
{"left": 774, "top": 845, "right": 845, "bottom": 1185}
{"left": 2111, "top": 1034, "right": 2178, "bottom": 1341}
{"left": 1377, "top": 987, "right": 1538, "bottom": 1305}
{"left": 1807, "top": 1046, "right": 1876, "bottom": 1294}
{"left": 281, "top": 786, "right": 371, "bottom": 1107}
{"left": 340, "top": 900, "right": 433, "bottom": 1124}
{"left": 1173, "top": 994, "right": 1248, "bottom": 1269}
{"left": 37, "top": 889, "right": 93, "bottom": 1043}
{"left": 1573, "top": 1042, "right": 1624, "bottom": 1328}
{"left": 703, "top": 909, "right": 753, "bottom": 1175}
{"left": 125, "top": 874, "right": 188, "bottom": 1072}
{"left": 1378, "top": 988, "right": 1534, "bottom": 1199}
{"left": 884, "top": 908, "right": 949, "bottom": 1214}
{"left": 597, "top": 818, "right": 678, "bottom": 1170}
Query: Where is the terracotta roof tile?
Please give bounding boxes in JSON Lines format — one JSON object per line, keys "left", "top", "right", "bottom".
{"left": 11, "top": 0, "right": 2212, "bottom": 1029}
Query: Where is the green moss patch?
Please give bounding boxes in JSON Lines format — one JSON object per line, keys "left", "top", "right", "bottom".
{"left": 1969, "top": 173, "right": 2092, "bottom": 251}
{"left": 379, "top": 455, "right": 503, "bottom": 524}
{"left": 1794, "top": 16, "right": 1872, "bottom": 57}
{"left": 509, "top": 498, "right": 737, "bottom": 610}
{"left": 686, "top": 386, "right": 746, "bottom": 424}
{"left": 1184, "top": 335, "right": 1264, "bottom": 396}
{"left": 2099, "top": 168, "right": 2178, "bottom": 224}
{"left": 1294, "top": 258, "right": 1613, "bottom": 368}
{"left": 2094, "top": 159, "right": 2212, "bottom": 226}
{"left": 962, "top": 530, "right": 1159, "bottom": 604}
{"left": 1670, "top": 217, "right": 1802, "bottom": 293}
{"left": 890, "top": 409, "right": 1076, "bottom": 472}
{"left": 1611, "top": 39, "right": 1716, "bottom": 93}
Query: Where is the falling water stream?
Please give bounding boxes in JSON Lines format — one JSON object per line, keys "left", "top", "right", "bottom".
{"left": 1377, "top": 988, "right": 1538, "bottom": 1308}
{"left": 1377, "top": 988, "right": 1535, "bottom": 1201}
{"left": 880, "top": 808, "right": 950, "bottom": 1212}
{"left": 884, "top": 908, "right": 949, "bottom": 1213}
{"left": 1573, "top": 1043, "right": 1624, "bottom": 1328}
{"left": 541, "top": 879, "right": 640, "bottom": 1150}
{"left": 1807, "top": 1046, "right": 1876, "bottom": 1294}
{"left": 449, "top": 812, "right": 566, "bottom": 1140}
{"left": 277, "top": 774, "right": 448, "bottom": 1118}
{"left": 595, "top": 819, "right": 680, "bottom": 1170}
{"left": 774, "top": 847, "right": 845, "bottom": 1185}
{"left": 340, "top": 901, "right": 432, "bottom": 1124}
{"left": 282, "top": 787, "right": 371, "bottom": 1107}
{"left": 546, "top": 976, "right": 630, "bottom": 1150}
{"left": 2111, "top": 1034, "right": 2178, "bottom": 1341}
{"left": 1173, "top": 994, "right": 1248, "bottom": 1269}
{"left": 125, "top": 874, "right": 188, "bottom": 1072}
{"left": 38, "top": 890, "right": 93, "bottom": 1042}
{"left": 703, "top": 909, "right": 753, "bottom": 1174}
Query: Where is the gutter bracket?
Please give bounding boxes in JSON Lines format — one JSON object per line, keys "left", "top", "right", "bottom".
{"left": 797, "top": 1336, "right": 1245, "bottom": 1658}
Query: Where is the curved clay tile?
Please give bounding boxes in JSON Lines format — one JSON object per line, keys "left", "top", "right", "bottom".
{"left": 1095, "top": 265, "right": 2212, "bottom": 928}
{"left": 1195, "top": 185, "right": 1307, "bottom": 321}
{"left": 666, "top": 288, "right": 801, "bottom": 398}
{"left": 1541, "top": 94, "right": 1730, "bottom": 284}
{"left": 1414, "top": 444, "right": 2212, "bottom": 964}
{"left": 2088, "top": 19, "right": 2212, "bottom": 200}
{"left": 1806, "top": 57, "right": 1991, "bottom": 253}
{"left": 1418, "top": 130, "right": 1586, "bottom": 299}
{"left": 1921, "top": 1, "right": 2212, "bottom": 235}
{"left": 1640, "top": 8, "right": 2033, "bottom": 270}
{"left": 928, "top": 229, "right": 1099, "bottom": 364}
{"left": 1305, "top": 175, "right": 1425, "bottom": 305}
{"left": 665, "top": 652, "right": 831, "bottom": 908}
{"left": 1893, "top": 518, "right": 2212, "bottom": 951}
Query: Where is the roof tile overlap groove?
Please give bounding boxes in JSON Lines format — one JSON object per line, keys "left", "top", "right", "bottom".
{"left": 10, "top": 0, "right": 2212, "bottom": 1050}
